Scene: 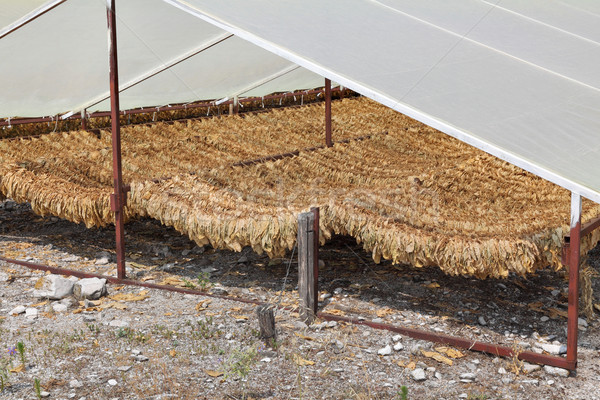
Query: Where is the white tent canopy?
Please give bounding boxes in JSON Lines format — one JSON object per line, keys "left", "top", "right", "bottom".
{"left": 163, "top": 0, "right": 600, "bottom": 204}
{"left": 1, "top": 0, "right": 600, "bottom": 205}
{"left": 0, "top": 0, "right": 323, "bottom": 117}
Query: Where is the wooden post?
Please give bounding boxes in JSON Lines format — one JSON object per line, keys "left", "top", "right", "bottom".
{"left": 298, "top": 208, "right": 319, "bottom": 325}
{"left": 256, "top": 304, "right": 276, "bottom": 342}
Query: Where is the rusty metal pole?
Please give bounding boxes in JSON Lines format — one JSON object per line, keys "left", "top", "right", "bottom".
{"left": 325, "top": 78, "right": 332, "bottom": 147}
{"left": 107, "top": 0, "right": 127, "bottom": 279}
{"left": 566, "top": 192, "right": 581, "bottom": 370}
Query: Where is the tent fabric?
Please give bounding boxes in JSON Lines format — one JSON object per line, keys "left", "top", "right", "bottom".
{"left": 163, "top": 0, "right": 600, "bottom": 205}
{"left": 0, "top": 0, "right": 323, "bottom": 117}
{"left": 2, "top": 1, "right": 600, "bottom": 206}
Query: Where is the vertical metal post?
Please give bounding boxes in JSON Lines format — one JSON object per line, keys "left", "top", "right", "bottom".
{"left": 107, "top": 0, "right": 127, "bottom": 279}
{"left": 325, "top": 78, "right": 332, "bottom": 147}
{"left": 567, "top": 192, "right": 581, "bottom": 370}
{"left": 233, "top": 96, "right": 239, "bottom": 115}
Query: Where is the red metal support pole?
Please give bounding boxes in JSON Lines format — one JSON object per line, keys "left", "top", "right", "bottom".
{"left": 107, "top": 0, "right": 127, "bottom": 279}
{"left": 325, "top": 78, "right": 332, "bottom": 147}
{"left": 567, "top": 192, "right": 581, "bottom": 370}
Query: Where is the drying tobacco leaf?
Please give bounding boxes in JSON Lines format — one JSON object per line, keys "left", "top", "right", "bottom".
{"left": 292, "top": 354, "right": 315, "bottom": 366}
{"left": 421, "top": 350, "right": 453, "bottom": 366}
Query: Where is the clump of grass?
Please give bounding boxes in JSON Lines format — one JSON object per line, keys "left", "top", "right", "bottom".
{"left": 33, "top": 378, "right": 42, "bottom": 399}
{"left": 16, "top": 342, "right": 26, "bottom": 366}
{"left": 197, "top": 272, "right": 212, "bottom": 291}
{"left": 399, "top": 385, "right": 408, "bottom": 400}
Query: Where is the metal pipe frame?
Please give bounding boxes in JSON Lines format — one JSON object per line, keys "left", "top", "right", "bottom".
{"left": 325, "top": 78, "right": 333, "bottom": 147}
{"left": 0, "top": 87, "right": 346, "bottom": 128}
{"left": 107, "top": 0, "right": 127, "bottom": 280}
{"left": 566, "top": 193, "right": 581, "bottom": 369}
{"left": 0, "top": 0, "right": 68, "bottom": 40}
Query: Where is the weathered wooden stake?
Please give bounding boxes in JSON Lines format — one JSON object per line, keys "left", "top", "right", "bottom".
{"left": 256, "top": 304, "right": 276, "bottom": 342}
{"left": 298, "top": 208, "right": 319, "bottom": 325}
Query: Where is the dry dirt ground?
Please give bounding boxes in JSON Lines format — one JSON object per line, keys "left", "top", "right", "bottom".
{"left": 1, "top": 199, "right": 600, "bottom": 400}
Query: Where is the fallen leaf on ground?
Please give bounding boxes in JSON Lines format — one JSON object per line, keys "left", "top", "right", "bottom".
{"left": 294, "top": 332, "right": 316, "bottom": 341}
{"left": 160, "top": 277, "right": 186, "bottom": 287}
{"left": 548, "top": 308, "right": 568, "bottom": 319}
{"left": 421, "top": 350, "right": 453, "bottom": 366}
{"left": 110, "top": 290, "right": 149, "bottom": 302}
{"left": 204, "top": 370, "right": 223, "bottom": 377}
{"left": 324, "top": 309, "right": 345, "bottom": 316}
{"left": 434, "top": 346, "right": 465, "bottom": 359}
{"left": 594, "top": 304, "right": 600, "bottom": 313}
{"left": 528, "top": 301, "right": 545, "bottom": 312}
{"left": 403, "top": 361, "right": 416, "bottom": 370}
{"left": 10, "top": 364, "right": 25, "bottom": 373}
{"left": 195, "top": 300, "right": 211, "bottom": 311}
{"left": 292, "top": 354, "right": 315, "bottom": 366}
{"left": 30, "top": 300, "right": 49, "bottom": 308}
{"left": 376, "top": 308, "right": 395, "bottom": 318}
{"left": 169, "top": 350, "right": 177, "bottom": 357}
{"left": 425, "top": 282, "right": 440, "bottom": 289}
{"left": 231, "top": 315, "right": 249, "bottom": 320}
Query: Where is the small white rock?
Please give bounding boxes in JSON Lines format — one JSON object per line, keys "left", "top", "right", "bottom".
{"left": 392, "top": 334, "right": 402, "bottom": 342}
{"left": 393, "top": 343, "right": 404, "bottom": 351}
{"left": 378, "top": 345, "right": 392, "bottom": 356}
{"left": 52, "top": 303, "right": 68, "bottom": 313}
{"left": 9, "top": 305, "right": 26, "bottom": 315}
{"left": 410, "top": 368, "right": 427, "bottom": 381}
{"left": 117, "top": 366, "right": 132, "bottom": 372}
{"left": 460, "top": 372, "right": 476, "bottom": 380}
{"left": 73, "top": 278, "right": 107, "bottom": 300}
{"left": 478, "top": 316, "right": 487, "bottom": 326}
{"left": 33, "top": 274, "right": 74, "bottom": 299}
{"left": 108, "top": 379, "right": 118, "bottom": 386}
{"left": 522, "top": 362, "right": 541, "bottom": 374}
{"left": 260, "top": 357, "right": 272, "bottom": 363}
{"left": 498, "top": 367, "right": 507, "bottom": 374}
{"left": 69, "top": 379, "right": 83, "bottom": 388}
{"left": 540, "top": 343, "right": 562, "bottom": 355}
{"left": 543, "top": 366, "right": 569, "bottom": 377}
{"left": 25, "top": 307, "right": 38, "bottom": 319}
{"left": 540, "top": 316, "right": 550, "bottom": 322}
{"left": 578, "top": 318, "right": 588, "bottom": 328}
{"left": 40, "top": 391, "right": 50, "bottom": 398}
{"left": 109, "top": 320, "right": 129, "bottom": 328}
{"left": 95, "top": 257, "right": 110, "bottom": 265}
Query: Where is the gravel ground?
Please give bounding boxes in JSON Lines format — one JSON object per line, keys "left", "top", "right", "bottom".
{"left": 1, "top": 199, "right": 600, "bottom": 400}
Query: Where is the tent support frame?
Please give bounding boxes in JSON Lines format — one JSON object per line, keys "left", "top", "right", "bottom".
{"left": 107, "top": 0, "right": 127, "bottom": 279}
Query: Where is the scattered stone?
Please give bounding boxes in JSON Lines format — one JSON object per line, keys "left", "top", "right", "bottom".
{"left": 501, "top": 377, "right": 513, "bottom": 384}
{"left": 73, "top": 278, "right": 107, "bottom": 300}
{"left": 478, "top": 316, "right": 487, "bottom": 326}
{"left": 237, "top": 256, "right": 248, "bottom": 263}
{"left": 372, "top": 318, "right": 384, "bottom": 324}
{"left": 547, "top": 379, "right": 555, "bottom": 385}
{"left": 33, "top": 274, "right": 74, "bottom": 300}
{"left": 543, "top": 366, "right": 569, "bottom": 377}
{"left": 333, "top": 288, "right": 343, "bottom": 295}
{"left": 434, "top": 372, "right": 442, "bottom": 380}
{"left": 224, "top": 333, "right": 233, "bottom": 340}
{"left": 522, "top": 379, "right": 539, "bottom": 385}
{"left": 9, "top": 305, "right": 26, "bottom": 315}
{"left": 25, "top": 307, "right": 38, "bottom": 319}
{"left": 411, "top": 368, "right": 427, "bottom": 381}
{"left": 210, "top": 287, "right": 229, "bottom": 296}
{"left": 393, "top": 343, "right": 404, "bottom": 351}
{"left": 539, "top": 343, "right": 562, "bottom": 355}
{"left": 458, "top": 394, "right": 468, "bottom": 399}
{"left": 460, "top": 373, "right": 476, "bottom": 381}
{"left": 540, "top": 316, "right": 550, "bottom": 322}
{"left": 108, "top": 379, "right": 118, "bottom": 386}
{"left": 70, "top": 379, "right": 83, "bottom": 388}
{"left": 132, "top": 355, "right": 149, "bottom": 362}
{"left": 260, "top": 357, "right": 272, "bottom": 363}
{"left": 578, "top": 318, "right": 588, "bottom": 328}
{"left": 522, "top": 363, "right": 541, "bottom": 374}
{"left": 109, "top": 320, "right": 129, "bottom": 328}
{"left": 378, "top": 345, "right": 392, "bottom": 356}
{"left": 40, "top": 391, "right": 50, "bottom": 398}
{"left": 181, "top": 249, "right": 192, "bottom": 256}
{"left": 318, "top": 259, "right": 325, "bottom": 268}
{"left": 95, "top": 257, "right": 110, "bottom": 265}
{"left": 551, "top": 289, "right": 561, "bottom": 297}
{"left": 131, "top": 349, "right": 141, "bottom": 356}
{"left": 497, "top": 283, "right": 507, "bottom": 290}
{"left": 52, "top": 303, "right": 68, "bottom": 313}
{"left": 392, "top": 335, "right": 402, "bottom": 342}
{"left": 498, "top": 367, "right": 507, "bottom": 374}
{"left": 117, "top": 366, "right": 132, "bottom": 372}
{"left": 327, "top": 321, "right": 338, "bottom": 328}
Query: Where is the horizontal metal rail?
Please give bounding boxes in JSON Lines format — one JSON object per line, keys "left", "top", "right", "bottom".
{"left": 0, "top": 254, "right": 575, "bottom": 370}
